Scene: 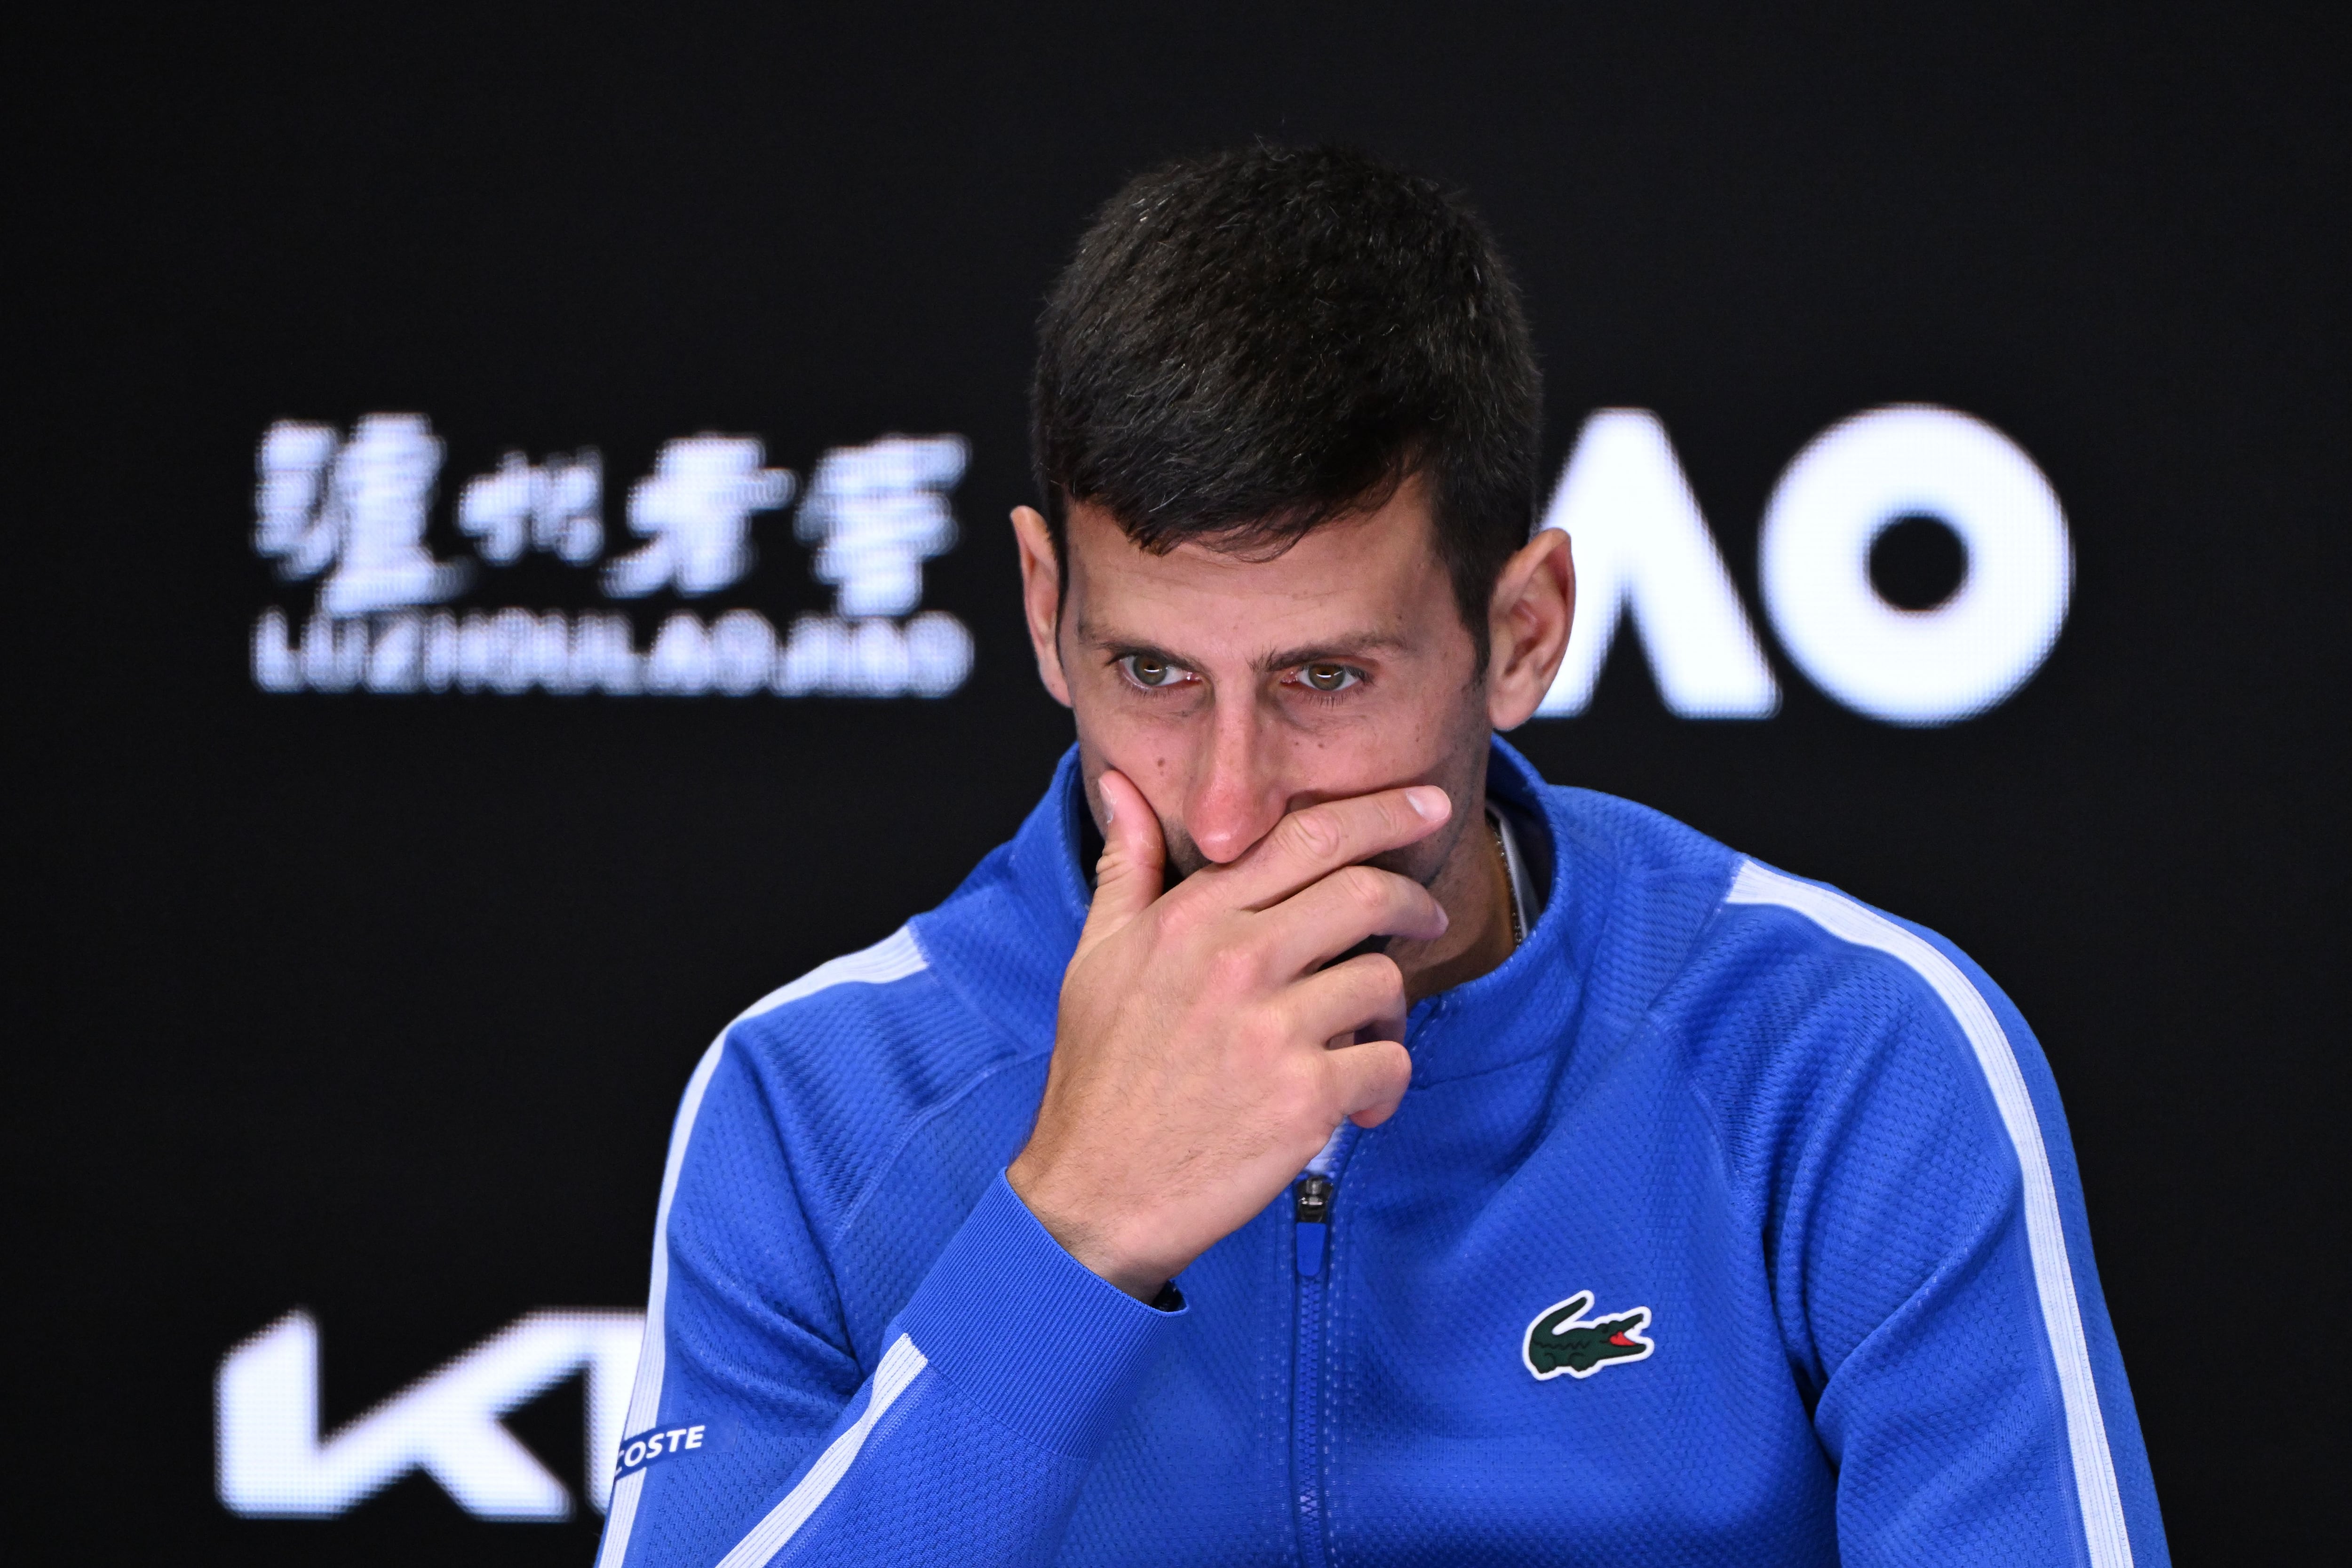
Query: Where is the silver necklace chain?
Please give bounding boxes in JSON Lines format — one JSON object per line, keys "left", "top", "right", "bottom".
{"left": 1490, "top": 814, "right": 1525, "bottom": 950}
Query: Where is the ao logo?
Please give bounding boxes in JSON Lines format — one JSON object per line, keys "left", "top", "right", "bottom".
{"left": 1538, "top": 405, "right": 2073, "bottom": 726}
{"left": 216, "top": 1308, "right": 646, "bottom": 1520}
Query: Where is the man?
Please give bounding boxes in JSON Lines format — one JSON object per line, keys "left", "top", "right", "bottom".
{"left": 595, "top": 146, "right": 2166, "bottom": 1567}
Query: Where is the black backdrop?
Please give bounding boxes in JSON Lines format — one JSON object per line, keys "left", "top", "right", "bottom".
{"left": 12, "top": 3, "right": 2345, "bottom": 1560}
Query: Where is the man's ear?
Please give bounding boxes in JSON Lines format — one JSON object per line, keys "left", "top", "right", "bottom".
{"left": 1011, "top": 505, "right": 1073, "bottom": 708}
{"left": 1486, "top": 527, "right": 1574, "bottom": 730}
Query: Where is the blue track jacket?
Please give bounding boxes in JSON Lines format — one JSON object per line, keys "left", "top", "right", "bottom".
{"left": 595, "top": 742, "right": 2165, "bottom": 1567}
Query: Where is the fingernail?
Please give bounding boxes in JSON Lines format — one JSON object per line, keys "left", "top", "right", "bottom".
{"left": 1101, "top": 792, "right": 1115, "bottom": 826}
{"left": 1405, "top": 786, "right": 1450, "bottom": 820}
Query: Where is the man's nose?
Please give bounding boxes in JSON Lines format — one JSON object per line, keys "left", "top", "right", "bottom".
{"left": 1182, "top": 697, "right": 1290, "bottom": 865}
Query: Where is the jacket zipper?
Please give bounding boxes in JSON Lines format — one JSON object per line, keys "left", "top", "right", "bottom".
{"left": 1292, "top": 1128, "right": 1353, "bottom": 1568}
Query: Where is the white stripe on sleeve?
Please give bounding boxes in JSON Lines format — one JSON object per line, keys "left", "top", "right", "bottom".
{"left": 596, "top": 927, "right": 929, "bottom": 1568}
{"left": 713, "top": 1335, "right": 930, "bottom": 1568}
{"left": 1724, "top": 861, "right": 2133, "bottom": 1568}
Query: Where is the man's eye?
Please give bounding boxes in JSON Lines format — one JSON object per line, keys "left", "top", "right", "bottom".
{"left": 1299, "top": 662, "right": 1359, "bottom": 693}
{"left": 1120, "top": 654, "right": 1184, "bottom": 688}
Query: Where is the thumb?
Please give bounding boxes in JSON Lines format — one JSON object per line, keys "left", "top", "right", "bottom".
{"left": 1077, "top": 768, "right": 1165, "bottom": 956}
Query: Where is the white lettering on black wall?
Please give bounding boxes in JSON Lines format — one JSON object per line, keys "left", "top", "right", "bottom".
{"left": 250, "top": 421, "right": 975, "bottom": 700}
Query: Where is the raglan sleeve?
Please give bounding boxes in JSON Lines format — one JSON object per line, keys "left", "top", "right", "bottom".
{"left": 1760, "top": 926, "right": 2168, "bottom": 1568}
{"left": 592, "top": 1027, "right": 1184, "bottom": 1568}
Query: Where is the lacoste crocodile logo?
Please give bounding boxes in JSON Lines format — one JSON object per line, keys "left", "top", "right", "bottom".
{"left": 1522, "top": 1292, "right": 1655, "bottom": 1380}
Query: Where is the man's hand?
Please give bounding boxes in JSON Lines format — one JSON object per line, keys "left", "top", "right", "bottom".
{"left": 1007, "top": 769, "right": 1452, "bottom": 1299}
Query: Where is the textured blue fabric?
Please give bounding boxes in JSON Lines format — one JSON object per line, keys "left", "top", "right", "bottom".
{"left": 596, "top": 740, "right": 2167, "bottom": 1568}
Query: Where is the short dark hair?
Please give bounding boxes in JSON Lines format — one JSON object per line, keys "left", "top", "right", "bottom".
{"left": 1030, "top": 143, "right": 1542, "bottom": 662}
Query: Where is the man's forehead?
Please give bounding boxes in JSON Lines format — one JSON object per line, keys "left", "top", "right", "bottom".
{"left": 1061, "top": 487, "right": 1446, "bottom": 646}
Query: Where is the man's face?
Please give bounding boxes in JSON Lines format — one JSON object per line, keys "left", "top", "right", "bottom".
{"left": 1019, "top": 475, "right": 1495, "bottom": 887}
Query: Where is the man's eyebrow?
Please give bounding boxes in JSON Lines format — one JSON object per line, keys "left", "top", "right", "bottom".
{"left": 1074, "top": 620, "right": 1410, "bottom": 669}
{"left": 1256, "top": 634, "right": 1410, "bottom": 669}
{"left": 1072, "top": 620, "right": 1178, "bottom": 656}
